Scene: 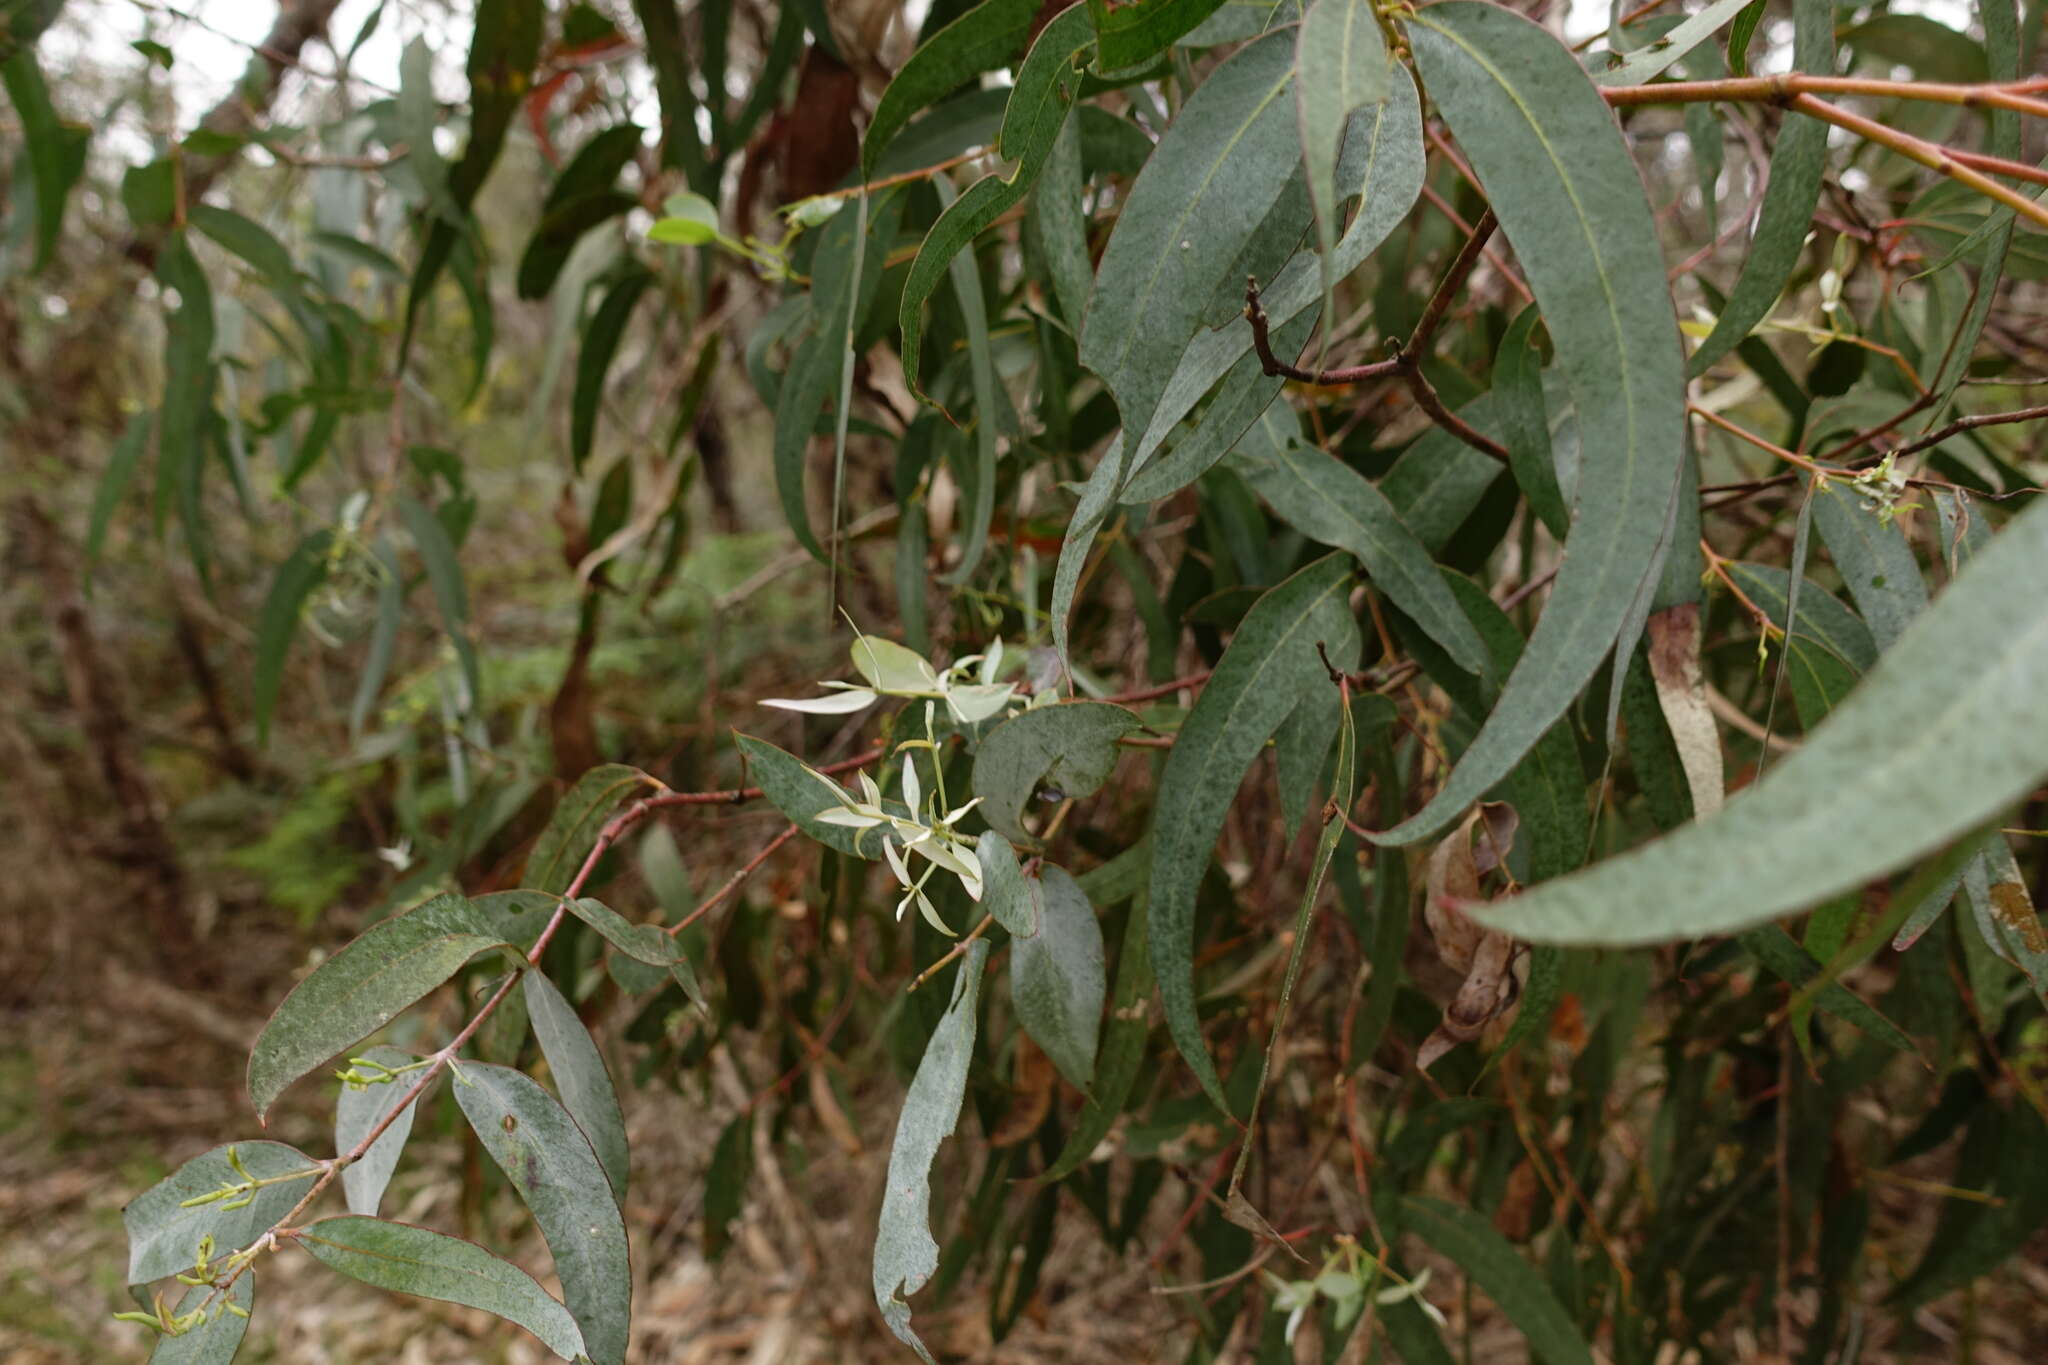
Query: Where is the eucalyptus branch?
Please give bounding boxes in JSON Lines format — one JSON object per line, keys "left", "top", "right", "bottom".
{"left": 1602, "top": 72, "right": 2048, "bottom": 123}
{"left": 1884, "top": 402, "right": 2048, "bottom": 460}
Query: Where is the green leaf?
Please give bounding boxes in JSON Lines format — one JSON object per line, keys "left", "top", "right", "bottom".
{"left": 1740, "top": 924, "right": 1917, "bottom": 1053}
{"left": 1808, "top": 480, "right": 1926, "bottom": 649}
{"left": 899, "top": 4, "right": 1092, "bottom": 400}
{"left": 1378, "top": 2, "right": 1686, "bottom": 846}
{"left": 571, "top": 267, "right": 653, "bottom": 472}
{"left": 84, "top": 411, "right": 153, "bottom": 590}
{"left": 562, "top": 897, "right": 682, "bottom": 968}
{"left": 154, "top": 232, "right": 217, "bottom": 590}
{"left": 971, "top": 701, "right": 1141, "bottom": 845}
{"left": 1590, "top": 0, "right": 1757, "bottom": 88}
{"left": 1494, "top": 306, "right": 1567, "bottom": 538}
{"left": 864, "top": 0, "right": 1042, "bottom": 176}
{"left": 1088, "top": 0, "right": 1229, "bottom": 68}
{"left": 518, "top": 123, "right": 644, "bottom": 298}
{"left": 524, "top": 764, "right": 659, "bottom": 895}
{"left": 1150, "top": 554, "right": 1359, "bottom": 1109}
{"left": 253, "top": 530, "right": 333, "bottom": 746}
{"left": 336, "top": 1046, "right": 423, "bottom": 1217}
{"left": 247, "top": 894, "right": 519, "bottom": 1119}
{"left": 524, "top": 971, "right": 630, "bottom": 1203}
{"left": 189, "top": 204, "right": 297, "bottom": 289}
{"left": 874, "top": 938, "right": 991, "bottom": 1362}
{"left": 125, "top": 1142, "right": 320, "bottom": 1284}
{"left": 453, "top": 1063, "right": 631, "bottom": 1365}
{"left": 932, "top": 176, "right": 1000, "bottom": 587}
{"left": 299, "top": 1216, "right": 587, "bottom": 1360}
{"left": 1230, "top": 437, "right": 1491, "bottom": 679}
{"left": 1294, "top": 0, "right": 1388, "bottom": 347}
{"left": 147, "top": 1273, "right": 253, "bottom": 1364}
{"left": 396, "top": 494, "right": 481, "bottom": 716}
{"left": 2, "top": 48, "right": 80, "bottom": 268}
{"left": 703, "top": 1113, "right": 754, "bottom": 1261}
{"left": 1010, "top": 864, "right": 1106, "bottom": 1088}
{"left": 122, "top": 157, "right": 177, "bottom": 227}
{"left": 1685, "top": 0, "right": 1831, "bottom": 377}
{"left": 1477, "top": 494, "right": 2048, "bottom": 945}
{"left": 1043, "top": 892, "right": 1152, "bottom": 1179}
{"left": 1080, "top": 27, "right": 1301, "bottom": 442}
{"left": 1399, "top": 1196, "right": 1594, "bottom": 1365}
{"left": 976, "top": 832, "right": 1040, "bottom": 937}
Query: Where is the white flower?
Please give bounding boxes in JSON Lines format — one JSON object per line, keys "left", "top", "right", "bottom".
{"left": 809, "top": 758, "right": 984, "bottom": 935}
{"left": 763, "top": 634, "right": 1019, "bottom": 725}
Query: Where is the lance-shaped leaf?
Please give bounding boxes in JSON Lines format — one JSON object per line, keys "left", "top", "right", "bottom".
{"left": 524, "top": 764, "right": 660, "bottom": 895}
{"left": 1375, "top": 3, "right": 1686, "bottom": 847}
{"left": 900, "top": 5, "right": 1093, "bottom": 399}
{"left": 864, "top": 0, "right": 1043, "bottom": 175}
{"left": 1685, "top": 0, "right": 1831, "bottom": 377}
{"left": 971, "top": 701, "right": 1141, "bottom": 844}
{"left": 1043, "top": 890, "right": 1153, "bottom": 1179}
{"left": 1231, "top": 437, "right": 1491, "bottom": 679}
{"left": 976, "top": 832, "right": 1040, "bottom": 937}
{"left": 298, "top": 1215, "right": 587, "bottom": 1361}
{"left": 249, "top": 894, "right": 522, "bottom": 1119}
{"left": 524, "top": 971, "right": 630, "bottom": 1203}
{"left": 1151, "top": 554, "right": 1360, "bottom": 1109}
{"left": 396, "top": 494, "right": 481, "bottom": 715}
{"left": 1295, "top": 0, "right": 1388, "bottom": 344}
{"left": 1399, "top": 1197, "right": 1594, "bottom": 1365}
{"left": 336, "top": 1046, "right": 423, "bottom": 1217}
{"left": 734, "top": 734, "right": 897, "bottom": 858}
{"left": 454, "top": 1063, "right": 631, "bottom": 1365}
{"left": 1010, "top": 864, "right": 1106, "bottom": 1089}
{"left": 1080, "top": 27, "right": 1301, "bottom": 442}
{"left": 1476, "top": 494, "right": 2048, "bottom": 945}
{"left": 126, "top": 1142, "right": 320, "bottom": 1285}
{"left": 1590, "top": 0, "right": 1759, "bottom": 88}
{"left": 147, "top": 1271, "right": 254, "bottom": 1364}
{"left": 253, "top": 529, "right": 333, "bottom": 745}
{"left": 1088, "top": 0, "right": 1228, "bottom": 68}
{"left": 875, "top": 938, "right": 991, "bottom": 1362}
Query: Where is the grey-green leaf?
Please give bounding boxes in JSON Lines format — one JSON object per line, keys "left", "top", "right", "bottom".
{"left": 453, "top": 1062, "right": 631, "bottom": 1365}
{"left": 1231, "top": 437, "right": 1491, "bottom": 678}
{"left": 1010, "top": 864, "right": 1106, "bottom": 1088}
{"left": 1378, "top": 2, "right": 1686, "bottom": 846}
{"left": 733, "top": 734, "right": 896, "bottom": 858}
{"left": 1080, "top": 27, "right": 1302, "bottom": 441}
{"left": 1150, "top": 554, "right": 1360, "bottom": 1109}
{"left": 970, "top": 701, "right": 1141, "bottom": 845}
{"left": 525, "top": 764, "right": 659, "bottom": 895}
{"left": 976, "top": 832, "right": 1040, "bottom": 937}
{"left": 126, "top": 1142, "right": 320, "bottom": 1285}
{"left": 253, "top": 529, "right": 333, "bottom": 746}
{"left": 336, "top": 1045, "right": 423, "bottom": 1216}
{"left": 524, "top": 971, "right": 630, "bottom": 1203}
{"left": 1477, "top": 494, "right": 2048, "bottom": 945}
{"left": 297, "top": 1215, "right": 586, "bottom": 1361}
{"left": 1295, "top": 0, "right": 1389, "bottom": 343}
{"left": 396, "top": 493, "right": 481, "bottom": 715}
{"left": 874, "top": 938, "right": 991, "bottom": 1363}
{"left": 249, "top": 894, "right": 519, "bottom": 1119}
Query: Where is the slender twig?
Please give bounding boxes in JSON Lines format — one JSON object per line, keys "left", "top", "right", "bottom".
{"left": 1788, "top": 95, "right": 2048, "bottom": 234}
{"left": 1408, "top": 210, "right": 1498, "bottom": 360}
{"left": 907, "top": 914, "right": 995, "bottom": 992}
{"left": 1885, "top": 402, "right": 2048, "bottom": 460}
{"left": 1602, "top": 72, "right": 2048, "bottom": 123}
{"left": 1100, "top": 670, "right": 1214, "bottom": 705}
{"left": 1691, "top": 405, "right": 1837, "bottom": 477}
{"left": 673, "top": 823, "right": 802, "bottom": 934}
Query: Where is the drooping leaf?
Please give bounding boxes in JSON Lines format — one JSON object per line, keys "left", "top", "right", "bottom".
{"left": 247, "top": 894, "right": 520, "bottom": 1119}
{"left": 1590, "top": 0, "right": 1758, "bottom": 88}
{"left": 932, "top": 177, "right": 1000, "bottom": 586}
{"left": 336, "top": 1046, "right": 423, "bottom": 1216}
{"left": 1494, "top": 306, "right": 1567, "bottom": 538}
{"left": 253, "top": 529, "right": 333, "bottom": 746}
{"left": 155, "top": 232, "right": 218, "bottom": 590}
{"left": 571, "top": 266, "right": 653, "bottom": 472}
{"left": 1685, "top": 0, "right": 1831, "bottom": 377}
{"left": 189, "top": 204, "right": 298, "bottom": 289}
{"left": 1294, "top": 0, "right": 1388, "bottom": 345}
{"left": 874, "top": 938, "right": 991, "bottom": 1362}
{"left": 524, "top": 971, "right": 630, "bottom": 1203}
{"left": 1230, "top": 438, "right": 1491, "bottom": 679}
{"left": 146, "top": 1271, "right": 254, "bottom": 1364}
{"left": 971, "top": 701, "right": 1141, "bottom": 845}
{"left": 396, "top": 493, "right": 481, "bottom": 717}
{"left": 1010, "top": 864, "right": 1106, "bottom": 1088}
{"left": 899, "top": 4, "right": 1093, "bottom": 399}
{"left": 1080, "top": 27, "right": 1301, "bottom": 443}
{"left": 125, "top": 1142, "right": 320, "bottom": 1284}
{"left": 733, "top": 734, "right": 898, "bottom": 858}
{"left": 83, "top": 411, "right": 152, "bottom": 590}
{"left": 1376, "top": 2, "right": 1686, "bottom": 846}
{"left": 1087, "top": 0, "right": 1228, "bottom": 68}
{"left": 524, "top": 764, "right": 660, "bottom": 895}
{"left": 298, "top": 1216, "right": 587, "bottom": 1361}
{"left": 1150, "top": 554, "right": 1360, "bottom": 1108}
{"left": 1477, "top": 494, "right": 2048, "bottom": 945}
{"left": 976, "top": 832, "right": 1040, "bottom": 937}
{"left": 453, "top": 1063, "right": 632, "bottom": 1365}
{"left": 517, "top": 123, "right": 644, "bottom": 299}
{"left": 1, "top": 48, "right": 83, "bottom": 270}
{"left": 864, "top": 0, "right": 1042, "bottom": 176}
{"left": 1399, "top": 1196, "right": 1594, "bottom": 1365}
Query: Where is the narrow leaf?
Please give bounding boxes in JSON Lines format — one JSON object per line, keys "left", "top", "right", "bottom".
{"left": 524, "top": 971, "right": 630, "bottom": 1202}
{"left": 864, "top": 0, "right": 1042, "bottom": 175}
{"left": 1295, "top": 0, "right": 1389, "bottom": 349}
{"left": 396, "top": 494, "right": 481, "bottom": 715}
{"left": 1151, "top": 554, "right": 1360, "bottom": 1109}
{"left": 571, "top": 267, "right": 653, "bottom": 472}
{"left": 524, "top": 764, "right": 660, "bottom": 895}
{"left": 1377, "top": 2, "right": 1686, "bottom": 845}
{"left": 1010, "top": 865, "right": 1106, "bottom": 1088}
{"left": 453, "top": 1063, "right": 631, "bottom": 1365}
{"left": 1399, "top": 1196, "right": 1594, "bottom": 1365}
{"left": 298, "top": 1215, "right": 586, "bottom": 1361}
{"left": 874, "top": 938, "right": 991, "bottom": 1362}
{"left": 253, "top": 530, "right": 333, "bottom": 746}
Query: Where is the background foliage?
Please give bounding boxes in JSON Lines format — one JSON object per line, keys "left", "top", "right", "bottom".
{"left": 4, "top": 0, "right": 2048, "bottom": 1360}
